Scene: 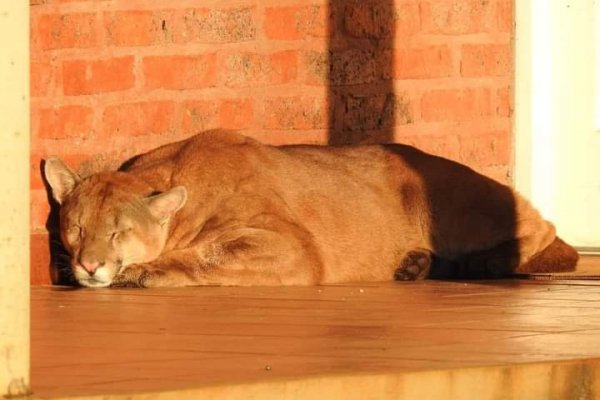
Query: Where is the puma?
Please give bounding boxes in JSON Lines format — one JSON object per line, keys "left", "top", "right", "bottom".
{"left": 44, "top": 130, "right": 578, "bottom": 288}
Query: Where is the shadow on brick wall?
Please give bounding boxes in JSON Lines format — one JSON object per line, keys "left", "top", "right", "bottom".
{"left": 327, "top": 0, "right": 400, "bottom": 145}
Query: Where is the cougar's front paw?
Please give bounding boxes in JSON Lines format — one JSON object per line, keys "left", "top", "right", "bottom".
{"left": 111, "top": 264, "right": 153, "bottom": 288}
{"left": 395, "top": 250, "right": 432, "bottom": 281}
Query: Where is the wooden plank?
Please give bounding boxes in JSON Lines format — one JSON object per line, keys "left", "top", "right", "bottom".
{"left": 30, "top": 272, "right": 600, "bottom": 399}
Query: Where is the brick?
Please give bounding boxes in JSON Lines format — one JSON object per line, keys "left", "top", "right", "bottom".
{"left": 62, "top": 56, "right": 135, "bottom": 95}
{"left": 421, "top": 0, "right": 493, "bottom": 34}
{"left": 37, "top": 105, "right": 94, "bottom": 139}
{"left": 496, "top": 86, "right": 512, "bottom": 117}
{"left": 403, "top": 134, "right": 461, "bottom": 161}
{"left": 31, "top": 190, "right": 51, "bottom": 232}
{"left": 458, "top": 131, "right": 510, "bottom": 166}
{"left": 103, "top": 101, "right": 176, "bottom": 136}
{"left": 181, "top": 100, "right": 219, "bottom": 134}
{"left": 176, "top": 7, "right": 256, "bottom": 43}
{"left": 219, "top": 99, "right": 253, "bottom": 130}
{"left": 223, "top": 51, "right": 297, "bottom": 87}
{"left": 461, "top": 44, "right": 511, "bottom": 77}
{"left": 394, "top": 46, "right": 453, "bottom": 79}
{"left": 31, "top": 155, "right": 45, "bottom": 190}
{"left": 143, "top": 54, "right": 217, "bottom": 90}
{"left": 303, "top": 51, "right": 328, "bottom": 85}
{"left": 31, "top": 232, "right": 52, "bottom": 285}
{"left": 264, "top": 5, "right": 329, "bottom": 40}
{"left": 344, "top": 1, "right": 420, "bottom": 39}
{"left": 497, "top": 0, "right": 513, "bottom": 32}
{"left": 34, "top": 13, "right": 97, "bottom": 50}
{"left": 421, "top": 88, "right": 492, "bottom": 122}
{"left": 31, "top": 60, "right": 53, "bottom": 97}
{"left": 306, "top": 49, "right": 379, "bottom": 86}
{"left": 342, "top": 93, "right": 413, "bottom": 131}
{"left": 264, "top": 97, "right": 329, "bottom": 130}
{"left": 104, "top": 10, "right": 159, "bottom": 47}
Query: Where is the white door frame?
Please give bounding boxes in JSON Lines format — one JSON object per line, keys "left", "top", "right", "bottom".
{"left": 515, "top": 0, "right": 599, "bottom": 251}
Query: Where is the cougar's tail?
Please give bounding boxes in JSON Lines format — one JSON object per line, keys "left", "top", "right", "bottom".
{"left": 517, "top": 237, "right": 579, "bottom": 274}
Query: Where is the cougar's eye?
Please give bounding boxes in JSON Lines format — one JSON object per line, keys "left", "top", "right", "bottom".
{"left": 67, "top": 225, "right": 82, "bottom": 239}
{"left": 109, "top": 228, "right": 132, "bottom": 241}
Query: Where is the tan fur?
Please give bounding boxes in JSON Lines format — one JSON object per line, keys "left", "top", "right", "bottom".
{"left": 44, "top": 130, "right": 578, "bottom": 288}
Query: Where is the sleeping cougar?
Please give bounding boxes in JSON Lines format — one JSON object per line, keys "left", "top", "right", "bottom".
{"left": 44, "top": 130, "right": 578, "bottom": 288}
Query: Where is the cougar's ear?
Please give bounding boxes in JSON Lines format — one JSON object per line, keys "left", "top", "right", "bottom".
{"left": 44, "top": 157, "right": 81, "bottom": 205}
{"left": 146, "top": 186, "right": 188, "bottom": 224}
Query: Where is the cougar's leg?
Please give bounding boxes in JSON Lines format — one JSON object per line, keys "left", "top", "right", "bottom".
{"left": 113, "top": 224, "right": 323, "bottom": 288}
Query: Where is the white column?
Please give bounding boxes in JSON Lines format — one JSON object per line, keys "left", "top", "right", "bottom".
{"left": 0, "top": 1, "right": 30, "bottom": 397}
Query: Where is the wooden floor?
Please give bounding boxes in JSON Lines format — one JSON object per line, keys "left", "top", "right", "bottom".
{"left": 31, "top": 258, "right": 600, "bottom": 399}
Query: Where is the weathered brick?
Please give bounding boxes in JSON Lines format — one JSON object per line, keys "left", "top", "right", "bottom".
{"left": 461, "top": 44, "right": 511, "bottom": 77}
{"left": 265, "top": 5, "right": 329, "bottom": 40}
{"left": 31, "top": 190, "right": 51, "bottom": 232}
{"left": 458, "top": 131, "right": 510, "bottom": 166}
{"left": 344, "top": 1, "right": 420, "bottom": 39}
{"left": 223, "top": 51, "right": 297, "bottom": 87}
{"left": 421, "top": 0, "right": 493, "bottom": 34}
{"left": 497, "top": 0, "right": 513, "bottom": 32}
{"left": 264, "top": 97, "right": 328, "bottom": 130}
{"left": 394, "top": 45, "right": 453, "bottom": 79}
{"left": 104, "top": 10, "right": 159, "bottom": 47}
{"left": 306, "top": 49, "right": 381, "bottom": 86}
{"left": 219, "top": 99, "right": 254, "bottom": 130}
{"left": 401, "top": 134, "right": 461, "bottom": 161}
{"left": 34, "top": 13, "right": 97, "bottom": 50}
{"left": 37, "top": 105, "right": 94, "bottom": 139}
{"left": 342, "top": 93, "right": 413, "bottom": 131}
{"left": 30, "top": 232, "right": 52, "bottom": 286}
{"left": 181, "top": 100, "right": 219, "bottom": 134}
{"left": 31, "top": 60, "right": 53, "bottom": 97}
{"left": 421, "top": 88, "right": 492, "bottom": 121}
{"left": 143, "top": 54, "right": 217, "bottom": 90}
{"left": 496, "top": 86, "right": 512, "bottom": 117}
{"left": 62, "top": 56, "right": 135, "bottom": 95}
{"left": 333, "top": 49, "right": 381, "bottom": 85}
{"left": 303, "top": 51, "right": 328, "bottom": 85}
{"left": 176, "top": 7, "right": 256, "bottom": 43}
{"left": 31, "top": 155, "right": 45, "bottom": 191}
{"left": 103, "top": 101, "right": 176, "bottom": 136}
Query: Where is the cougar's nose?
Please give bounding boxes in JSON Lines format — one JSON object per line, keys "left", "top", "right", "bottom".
{"left": 80, "top": 259, "right": 101, "bottom": 275}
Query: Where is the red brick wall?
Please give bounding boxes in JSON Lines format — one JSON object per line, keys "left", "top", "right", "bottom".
{"left": 30, "top": 0, "right": 514, "bottom": 285}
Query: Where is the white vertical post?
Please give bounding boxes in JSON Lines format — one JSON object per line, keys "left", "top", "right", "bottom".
{"left": 516, "top": 0, "right": 599, "bottom": 247}
{"left": 0, "top": 1, "right": 30, "bottom": 397}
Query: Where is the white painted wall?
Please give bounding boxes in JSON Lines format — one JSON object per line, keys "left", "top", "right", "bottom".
{"left": 0, "top": 1, "right": 30, "bottom": 396}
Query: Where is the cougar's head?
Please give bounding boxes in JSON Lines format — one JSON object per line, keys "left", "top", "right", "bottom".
{"left": 44, "top": 158, "right": 187, "bottom": 288}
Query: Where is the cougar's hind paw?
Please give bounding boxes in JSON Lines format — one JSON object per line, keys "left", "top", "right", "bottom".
{"left": 395, "top": 250, "right": 432, "bottom": 281}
